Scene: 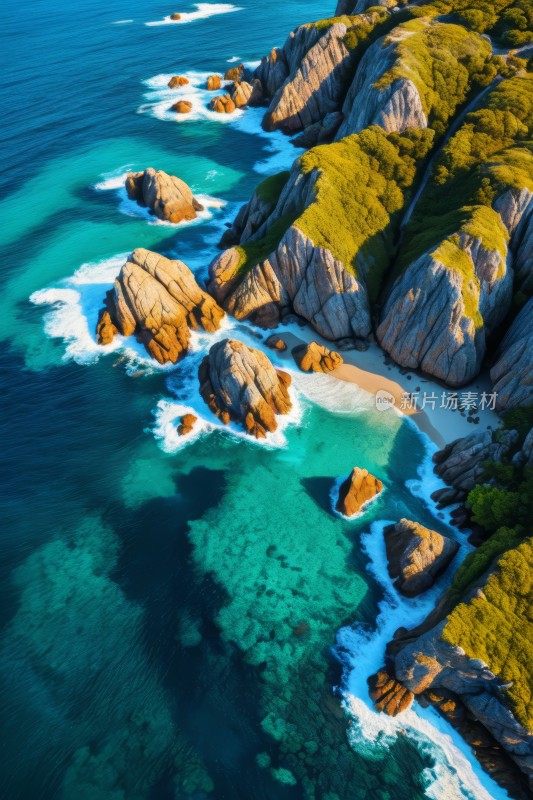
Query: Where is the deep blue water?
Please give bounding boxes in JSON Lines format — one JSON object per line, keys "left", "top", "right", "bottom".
{"left": 0, "top": 1, "right": 506, "bottom": 799}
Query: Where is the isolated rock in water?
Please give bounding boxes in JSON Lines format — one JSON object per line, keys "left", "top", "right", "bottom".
{"left": 490, "top": 297, "right": 533, "bottom": 411}
{"left": 336, "top": 467, "right": 382, "bottom": 517}
{"left": 125, "top": 168, "right": 203, "bottom": 223}
{"left": 230, "top": 79, "right": 263, "bottom": 108}
{"left": 224, "top": 64, "right": 244, "bottom": 82}
{"left": 293, "top": 342, "right": 343, "bottom": 373}
{"left": 384, "top": 519, "right": 459, "bottom": 596}
{"left": 206, "top": 74, "right": 222, "bottom": 91}
{"left": 265, "top": 334, "right": 287, "bottom": 351}
{"left": 210, "top": 94, "right": 236, "bottom": 114}
{"left": 172, "top": 100, "right": 193, "bottom": 114}
{"left": 198, "top": 338, "right": 292, "bottom": 437}
{"left": 96, "top": 309, "right": 118, "bottom": 346}
{"left": 170, "top": 12, "right": 181, "bottom": 20}
{"left": 96, "top": 248, "right": 224, "bottom": 363}
{"left": 168, "top": 75, "right": 189, "bottom": 88}
{"left": 368, "top": 669, "right": 414, "bottom": 716}
{"left": 178, "top": 413, "right": 197, "bottom": 436}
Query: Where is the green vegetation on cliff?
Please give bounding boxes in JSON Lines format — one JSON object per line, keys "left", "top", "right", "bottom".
{"left": 443, "top": 538, "right": 533, "bottom": 729}
{"left": 397, "top": 75, "right": 533, "bottom": 316}
{"left": 255, "top": 171, "right": 290, "bottom": 204}
{"left": 297, "top": 126, "right": 434, "bottom": 300}
{"left": 419, "top": 0, "right": 533, "bottom": 45}
{"left": 376, "top": 19, "right": 496, "bottom": 137}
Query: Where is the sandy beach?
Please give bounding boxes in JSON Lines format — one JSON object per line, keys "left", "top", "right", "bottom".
{"left": 269, "top": 327, "right": 499, "bottom": 448}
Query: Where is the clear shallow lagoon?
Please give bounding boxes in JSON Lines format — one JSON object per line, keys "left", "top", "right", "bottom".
{"left": 0, "top": 0, "right": 505, "bottom": 798}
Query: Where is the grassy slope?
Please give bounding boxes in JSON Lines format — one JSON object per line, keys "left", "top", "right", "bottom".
{"left": 443, "top": 538, "right": 533, "bottom": 728}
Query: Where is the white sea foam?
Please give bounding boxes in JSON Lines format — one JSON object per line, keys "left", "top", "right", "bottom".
{"left": 145, "top": 4, "right": 242, "bottom": 27}
{"left": 112, "top": 19, "right": 134, "bottom": 24}
{"left": 336, "top": 439, "right": 508, "bottom": 800}
{"left": 93, "top": 167, "right": 227, "bottom": 224}
{"left": 138, "top": 70, "right": 245, "bottom": 124}
{"left": 227, "top": 55, "right": 241, "bottom": 63}
{"left": 29, "top": 254, "right": 169, "bottom": 368}
{"left": 138, "top": 71, "right": 303, "bottom": 174}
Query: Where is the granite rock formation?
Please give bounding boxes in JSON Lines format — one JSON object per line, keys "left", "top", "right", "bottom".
{"left": 96, "top": 248, "right": 224, "bottom": 363}
{"left": 198, "top": 338, "right": 292, "bottom": 437}
{"left": 384, "top": 519, "right": 459, "bottom": 596}
{"left": 335, "top": 467, "right": 382, "bottom": 516}
{"left": 125, "top": 168, "right": 203, "bottom": 223}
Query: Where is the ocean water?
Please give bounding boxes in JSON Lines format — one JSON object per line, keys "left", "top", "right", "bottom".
{"left": 0, "top": 1, "right": 506, "bottom": 799}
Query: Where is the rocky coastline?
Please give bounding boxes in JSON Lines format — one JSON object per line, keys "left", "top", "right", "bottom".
{"left": 91, "top": 0, "right": 533, "bottom": 794}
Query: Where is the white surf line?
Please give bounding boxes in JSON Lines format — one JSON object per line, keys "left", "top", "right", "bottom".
{"left": 336, "top": 437, "right": 510, "bottom": 800}
{"left": 145, "top": 3, "right": 242, "bottom": 27}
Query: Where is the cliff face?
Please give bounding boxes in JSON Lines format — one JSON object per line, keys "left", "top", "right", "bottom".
{"left": 490, "top": 296, "right": 533, "bottom": 410}
{"left": 377, "top": 209, "right": 512, "bottom": 386}
{"left": 335, "top": 31, "right": 426, "bottom": 138}
{"left": 393, "top": 612, "right": 533, "bottom": 783}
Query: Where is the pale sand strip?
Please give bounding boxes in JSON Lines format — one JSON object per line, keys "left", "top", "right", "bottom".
{"left": 273, "top": 330, "right": 499, "bottom": 448}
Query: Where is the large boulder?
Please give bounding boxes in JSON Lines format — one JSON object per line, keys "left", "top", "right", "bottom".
{"left": 384, "top": 519, "right": 459, "bottom": 596}
{"left": 293, "top": 342, "right": 343, "bottom": 373}
{"left": 206, "top": 74, "right": 222, "bottom": 91}
{"left": 210, "top": 94, "right": 236, "bottom": 114}
{"left": 172, "top": 100, "right": 193, "bottom": 114}
{"left": 230, "top": 79, "right": 263, "bottom": 108}
{"left": 336, "top": 467, "right": 382, "bottom": 517}
{"left": 198, "top": 339, "right": 292, "bottom": 438}
{"left": 168, "top": 75, "right": 189, "bottom": 88}
{"left": 96, "top": 248, "right": 224, "bottom": 364}
{"left": 368, "top": 668, "right": 414, "bottom": 715}
{"left": 125, "top": 168, "right": 203, "bottom": 223}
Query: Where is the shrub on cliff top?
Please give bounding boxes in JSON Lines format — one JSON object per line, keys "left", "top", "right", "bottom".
{"left": 297, "top": 126, "right": 434, "bottom": 300}
{"left": 375, "top": 19, "right": 496, "bottom": 137}
{"left": 443, "top": 537, "right": 533, "bottom": 729}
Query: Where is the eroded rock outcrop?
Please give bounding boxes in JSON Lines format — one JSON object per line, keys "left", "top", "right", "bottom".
{"left": 377, "top": 209, "right": 513, "bottom": 386}
{"left": 293, "top": 341, "right": 343, "bottom": 373}
{"left": 368, "top": 668, "right": 414, "bottom": 715}
{"left": 490, "top": 297, "right": 533, "bottom": 411}
{"left": 210, "top": 94, "right": 236, "bottom": 114}
{"left": 335, "top": 467, "right": 382, "bottom": 517}
{"left": 262, "top": 22, "right": 356, "bottom": 134}
{"left": 384, "top": 519, "right": 459, "bottom": 596}
{"left": 336, "top": 29, "right": 426, "bottom": 139}
{"left": 96, "top": 248, "right": 224, "bottom": 363}
{"left": 206, "top": 74, "right": 222, "bottom": 91}
{"left": 431, "top": 428, "right": 520, "bottom": 506}
{"left": 230, "top": 79, "right": 263, "bottom": 108}
{"left": 125, "top": 168, "right": 203, "bottom": 223}
{"left": 198, "top": 338, "right": 292, "bottom": 437}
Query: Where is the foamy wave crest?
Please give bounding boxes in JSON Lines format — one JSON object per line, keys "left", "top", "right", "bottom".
{"left": 145, "top": 4, "right": 242, "bottom": 27}
{"left": 94, "top": 167, "right": 226, "bottom": 225}
{"left": 138, "top": 71, "right": 244, "bottom": 124}
{"left": 112, "top": 19, "right": 134, "bottom": 24}
{"left": 336, "top": 476, "right": 507, "bottom": 800}
{"left": 138, "top": 72, "right": 302, "bottom": 175}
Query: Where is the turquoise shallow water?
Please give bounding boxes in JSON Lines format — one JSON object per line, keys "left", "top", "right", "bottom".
{"left": 0, "top": 1, "right": 506, "bottom": 798}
